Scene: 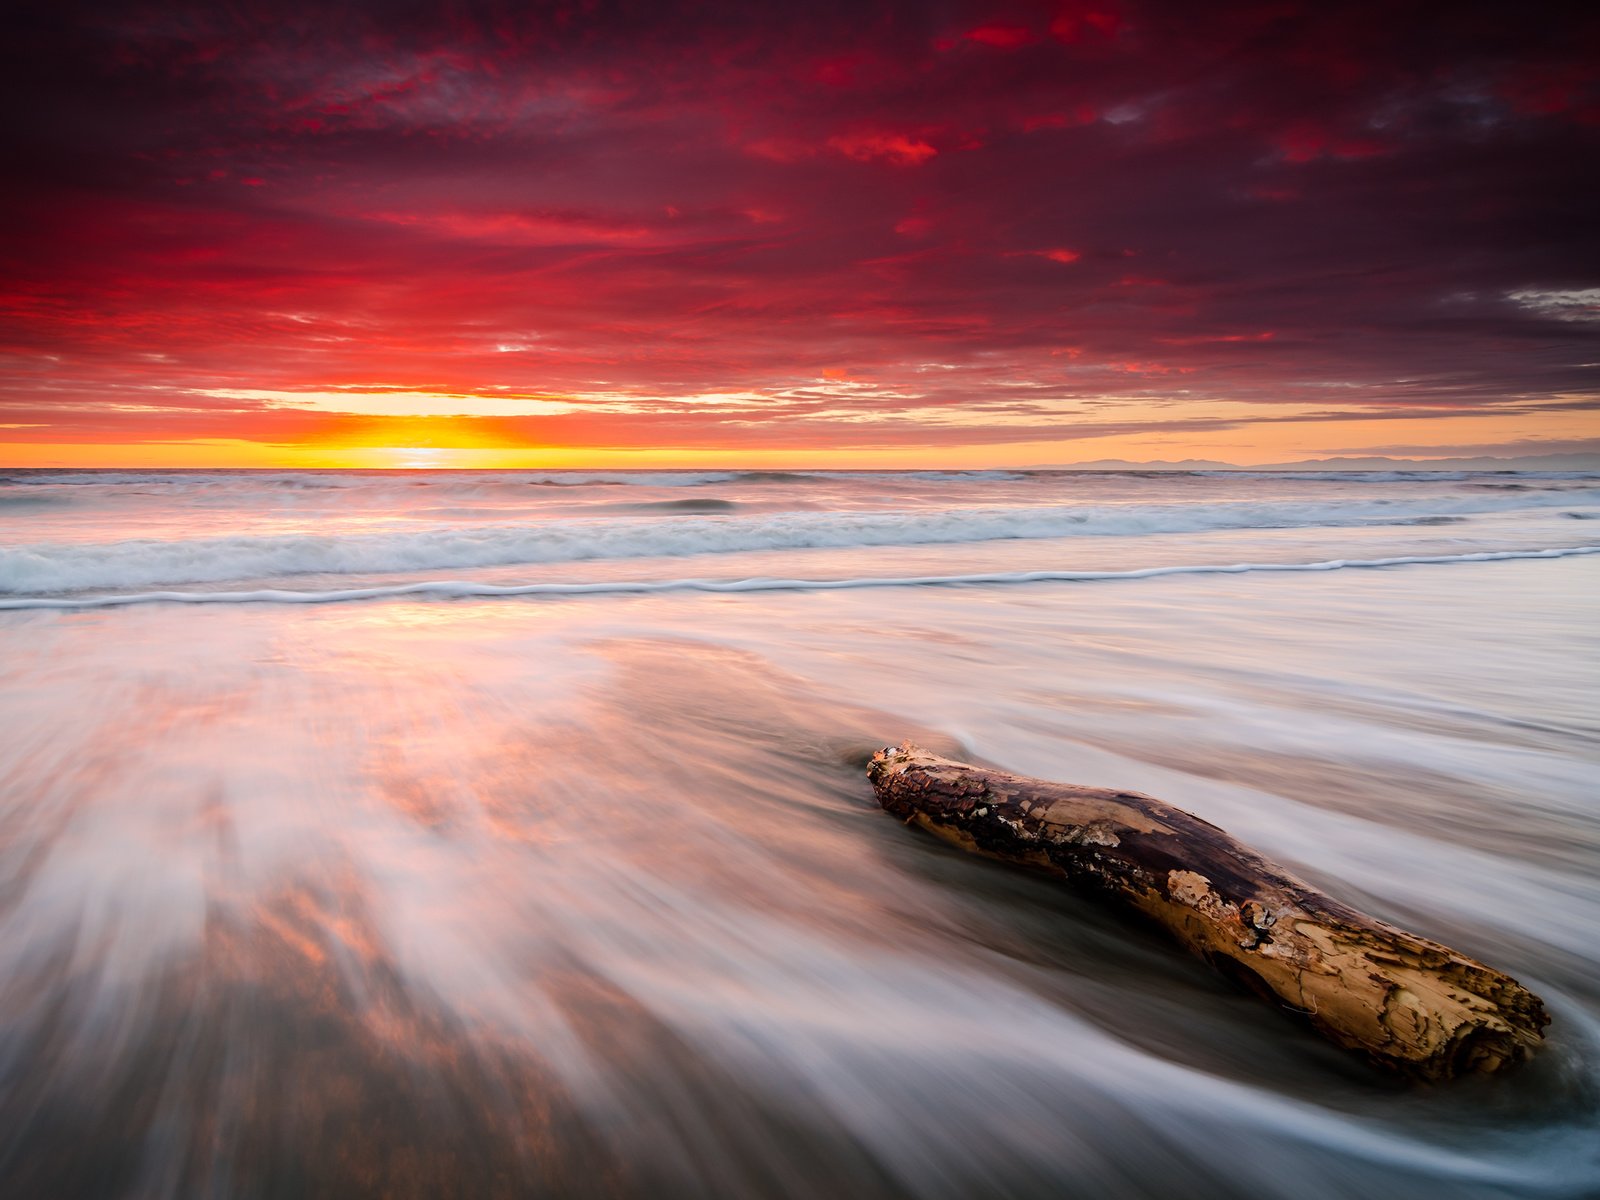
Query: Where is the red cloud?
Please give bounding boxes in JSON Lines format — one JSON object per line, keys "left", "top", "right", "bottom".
{"left": 1157, "top": 332, "right": 1277, "bottom": 346}
{"left": 964, "top": 23, "right": 1034, "bottom": 50}
{"left": 1020, "top": 106, "right": 1099, "bottom": 131}
{"left": 1050, "top": 4, "right": 1123, "bottom": 43}
{"left": 827, "top": 132, "right": 938, "bottom": 166}
{"left": 1275, "top": 123, "right": 1387, "bottom": 163}
{"left": 745, "top": 137, "right": 816, "bottom": 162}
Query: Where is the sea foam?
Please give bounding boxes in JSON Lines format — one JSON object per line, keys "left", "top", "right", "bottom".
{"left": 3, "top": 545, "right": 1595, "bottom": 609}
{"left": 3, "top": 492, "right": 1595, "bottom": 594}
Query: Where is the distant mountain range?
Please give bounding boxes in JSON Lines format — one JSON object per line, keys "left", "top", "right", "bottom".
{"left": 1041, "top": 453, "right": 1600, "bottom": 472}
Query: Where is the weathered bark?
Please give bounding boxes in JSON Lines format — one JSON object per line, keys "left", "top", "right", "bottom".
{"left": 868, "top": 742, "right": 1548, "bottom": 1081}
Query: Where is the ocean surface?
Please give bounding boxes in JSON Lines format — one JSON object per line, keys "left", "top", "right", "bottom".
{"left": 1, "top": 466, "right": 1597, "bottom": 1198}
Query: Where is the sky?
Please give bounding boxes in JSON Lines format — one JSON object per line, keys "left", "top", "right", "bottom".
{"left": 2, "top": 0, "right": 1597, "bottom": 468}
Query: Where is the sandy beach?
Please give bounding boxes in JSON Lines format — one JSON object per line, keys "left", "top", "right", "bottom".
{"left": 1, "top": 468, "right": 1596, "bottom": 1197}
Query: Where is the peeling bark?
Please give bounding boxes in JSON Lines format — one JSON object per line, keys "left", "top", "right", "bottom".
{"left": 868, "top": 742, "right": 1548, "bottom": 1081}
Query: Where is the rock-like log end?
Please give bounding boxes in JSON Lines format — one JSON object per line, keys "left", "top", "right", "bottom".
{"left": 869, "top": 742, "right": 1548, "bottom": 1082}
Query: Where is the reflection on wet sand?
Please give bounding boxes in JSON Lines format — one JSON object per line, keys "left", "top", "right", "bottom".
{"left": 2, "top": 566, "right": 1598, "bottom": 1197}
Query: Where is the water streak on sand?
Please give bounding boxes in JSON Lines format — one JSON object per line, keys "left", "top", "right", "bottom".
{"left": 2, "top": 467, "right": 1598, "bottom": 1198}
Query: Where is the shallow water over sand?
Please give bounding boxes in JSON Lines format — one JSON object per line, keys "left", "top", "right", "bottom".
{"left": 1, "top": 470, "right": 1597, "bottom": 1197}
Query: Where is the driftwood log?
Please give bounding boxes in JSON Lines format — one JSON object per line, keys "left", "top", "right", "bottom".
{"left": 869, "top": 743, "right": 1548, "bottom": 1081}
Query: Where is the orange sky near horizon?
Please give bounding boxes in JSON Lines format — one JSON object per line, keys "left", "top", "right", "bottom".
{"left": 5, "top": 403, "right": 1596, "bottom": 470}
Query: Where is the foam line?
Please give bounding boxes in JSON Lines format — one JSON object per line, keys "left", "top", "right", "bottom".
{"left": 2, "top": 545, "right": 1595, "bottom": 611}
{"left": 5, "top": 492, "right": 1597, "bottom": 593}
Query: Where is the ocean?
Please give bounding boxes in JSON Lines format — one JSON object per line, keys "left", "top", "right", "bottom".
{"left": 1, "top": 467, "right": 1597, "bottom": 1198}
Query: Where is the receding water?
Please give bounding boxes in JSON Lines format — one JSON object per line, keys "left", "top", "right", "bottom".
{"left": 1, "top": 469, "right": 1596, "bottom": 1198}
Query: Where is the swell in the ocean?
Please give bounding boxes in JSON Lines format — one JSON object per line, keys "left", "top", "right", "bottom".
{"left": 3, "top": 545, "right": 1594, "bottom": 609}
{"left": 4, "top": 491, "right": 1595, "bottom": 594}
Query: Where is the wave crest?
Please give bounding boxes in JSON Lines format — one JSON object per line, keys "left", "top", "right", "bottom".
{"left": 3, "top": 546, "right": 1594, "bottom": 610}
{"left": 3, "top": 493, "right": 1596, "bottom": 594}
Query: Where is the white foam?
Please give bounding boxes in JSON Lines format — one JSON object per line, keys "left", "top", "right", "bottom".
{"left": 2, "top": 545, "right": 1594, "bottom": 610}
{"left": 4, "top": 492, "right": 1596, "bottom": 593}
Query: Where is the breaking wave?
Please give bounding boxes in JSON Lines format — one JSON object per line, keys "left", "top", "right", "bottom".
{"left": 3, "top": 546, "right": 1595, "bottom": 610}
{"left": 3, "top": 492, "right": 1596, "bottom": 594}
